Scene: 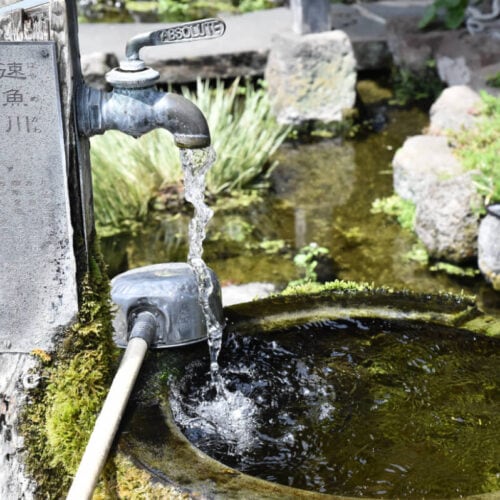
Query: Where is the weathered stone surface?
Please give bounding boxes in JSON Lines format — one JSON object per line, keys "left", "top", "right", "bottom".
{"left": 81, "top": 51, "right": 118, "bottom": 89}
{"left": 265, "top": 31, "right": 356, "bottom": 125}
{"left": 222, "top": 283, "right": 276, "bottom": 307}
{"left": 436, "top": 56, "right": 473, "bottom": 87}
{"left": 414, "top": 172, "right": 481, "bottom": 262}
{"left": 435, "top": 30, "right": 500, "bottom": 88}
{"left": 393, "top": 135, "right": 463, "bottom": 203}
{"left": 0, "top": 1, "right": 92, "bottom": 496}
{"left": 386, "top": 16, "right": 445, "bottom": 72}
{"left": 0, "top": 354, "right": 38, "bottom": 500}
{"left": 0, "top": 43, "right": 78, "bottom": 353}
{"left": 429, "top": 85, "right": 482, "bottom": 135}
{"left": 478, "top": 212, "right": 500, "bottom": 290}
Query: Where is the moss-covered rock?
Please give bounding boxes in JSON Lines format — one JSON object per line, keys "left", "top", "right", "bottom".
{"left": 21, "top": 242, "right": 118, "bottom": 497}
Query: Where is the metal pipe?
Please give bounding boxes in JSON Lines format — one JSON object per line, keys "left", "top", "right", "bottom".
{"left": 66, "top": 311, "right": 157, "bottom": 500}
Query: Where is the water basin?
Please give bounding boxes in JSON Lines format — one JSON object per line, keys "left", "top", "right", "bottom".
{"left": 120, "top": 289, "right": 500, "bottom": 499}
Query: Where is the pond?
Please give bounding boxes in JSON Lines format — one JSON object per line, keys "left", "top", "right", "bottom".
{"left": 102, "top": 100, "right": 491, "bottom": 298}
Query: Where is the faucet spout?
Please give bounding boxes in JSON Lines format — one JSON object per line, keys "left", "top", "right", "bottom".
{"left": 77, "top": 85, "right": 210, "bottom": 149}
{"left": 156, "top": 92, "right": 211, "bottom": 149}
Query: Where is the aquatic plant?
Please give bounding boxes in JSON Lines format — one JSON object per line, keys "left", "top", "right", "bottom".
{"left": 454, "top": 92, "right": 500, "bottom": 206}
{"left": 90, "top": 79, "right": 290, "bottom": 236}
{"left": 371, "top": 194, "right": 416, "bottom": 231}
{"left": 289, "top": 242, "right": 330, "bottom": 286}
{"left": 390, "top": 61, "right": 444, "bottom": 106}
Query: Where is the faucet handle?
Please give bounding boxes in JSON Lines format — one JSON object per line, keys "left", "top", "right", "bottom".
{"left": 125, "top": 18, "right": 226, "bottom": 63}
{"left": 107, "top": 18, "right": 226, "bottom": 88}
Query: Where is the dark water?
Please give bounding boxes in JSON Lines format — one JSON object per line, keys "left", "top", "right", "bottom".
{"left": 171, "top": 319, "right": 500, "bottom": 498}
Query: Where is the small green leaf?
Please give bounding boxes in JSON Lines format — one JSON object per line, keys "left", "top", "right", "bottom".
{"left": 418, "top": 4, "right": 437, "bottom": 28}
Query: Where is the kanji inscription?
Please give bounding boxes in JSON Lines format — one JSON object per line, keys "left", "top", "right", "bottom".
{"left": 0, "top": 42, "right": 78, "bottom": 352}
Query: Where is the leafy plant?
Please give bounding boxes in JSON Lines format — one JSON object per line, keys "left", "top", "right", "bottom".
{"left": 419, "top": 0, "right": 469, "bottom": 30}
{"left": 390, "top": 61, "right": 444, "bottom": 106}
{"left": 454, "top": 92, "right": 500, "bottom": 206}
{"left": 371, "top": 195, "right": 416, "bottom": 231}
{"left": 90, "top": 79, "right": 289, "bottom": 235}
{"left": 288, "top": 242, "right": 330, "bottom": 287}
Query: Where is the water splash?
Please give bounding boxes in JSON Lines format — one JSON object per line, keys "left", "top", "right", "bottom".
{"left": 180, "top": 147, "right": 224, "bottom": 389}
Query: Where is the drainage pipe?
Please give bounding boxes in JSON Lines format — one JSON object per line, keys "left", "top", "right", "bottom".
{"left": 66, "top": 311, "right": 157, "bottom": 500}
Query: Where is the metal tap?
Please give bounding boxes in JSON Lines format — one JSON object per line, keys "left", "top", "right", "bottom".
{"left": 77, "top": 18, "right": 226, "bottom": 148}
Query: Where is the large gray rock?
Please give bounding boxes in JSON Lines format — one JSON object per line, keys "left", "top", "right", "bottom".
{"left": 393, "top": 135, "right": 463, "bottom": 204}
{"left": 478, "top": 209, "right": 500, "bottom": 290}
{"left": 429, "top": 85, "right": 482, "bottom": 135}
{"left": 265, "top": 31, "right": 357, "bottom": 125}
{"left": 414, "top": 172, "right": 481, "bottom": 262}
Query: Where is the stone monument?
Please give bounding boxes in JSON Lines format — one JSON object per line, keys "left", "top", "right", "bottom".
{"left": 0, "top": 1, "right": 93, "bottom": 496}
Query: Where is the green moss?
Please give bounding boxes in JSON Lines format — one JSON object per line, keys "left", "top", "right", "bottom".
{"left": 281, "top": 279, "right": 377, "bottom": 297}
{"left": 21, "top": 241, "right": 118, "bottom": 497}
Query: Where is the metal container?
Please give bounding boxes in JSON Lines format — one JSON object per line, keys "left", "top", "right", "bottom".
{"left": 111, "top": 262, "right": 223, "bottom": 348}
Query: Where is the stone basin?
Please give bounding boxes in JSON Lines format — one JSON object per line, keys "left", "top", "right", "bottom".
{"left": 119, "top": 287, "right": 499, "bottom": 499}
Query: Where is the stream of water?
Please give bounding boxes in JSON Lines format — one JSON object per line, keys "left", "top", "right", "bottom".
{"left": 181, "top": 146, "right": 258, "bottom": 430}
{"left": 180, "top": 146, "right": 224, "bottom": 389}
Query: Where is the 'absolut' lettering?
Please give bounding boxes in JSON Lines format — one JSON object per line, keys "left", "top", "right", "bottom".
{"left": 159, "top": 19, "right": 225, "bottom": 43}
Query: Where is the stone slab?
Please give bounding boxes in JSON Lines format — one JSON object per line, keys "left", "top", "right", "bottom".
{"left": 0, "top": 41, "right": 77, "bottom": 352}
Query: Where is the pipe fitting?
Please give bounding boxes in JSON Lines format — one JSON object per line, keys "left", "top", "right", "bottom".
{"left": 128, "top": 310, "right": 158, "bottom": 347}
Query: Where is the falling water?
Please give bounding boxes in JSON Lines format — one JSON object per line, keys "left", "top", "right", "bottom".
{"left": 180, "top": 147, "right": 224, "bottom": 390}
{"left": 180, "top": 146, "right": 257, "bottom": 446}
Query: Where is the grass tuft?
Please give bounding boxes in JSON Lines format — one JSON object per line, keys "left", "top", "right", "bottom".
{"left": 90, "top": 79, "right": 289, "bottom": 236}
{"left": 453, "top": 92, "right": 500, "bottom": 207}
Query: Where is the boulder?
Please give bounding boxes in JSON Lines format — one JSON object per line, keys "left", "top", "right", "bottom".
{"left": 429, "top": 85, "right": 482, "bottom": 135}
{"left": 392, "top": 135, "right": 463, "bottom": 204}
{"left": 414, "top": 172, "right": 481, "bottom": 262}
{"left": 265, "top": 31, "right": 357, "bottom": 125}
{"left": 478, "top": 208, "right": 500, "bottom": 290}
